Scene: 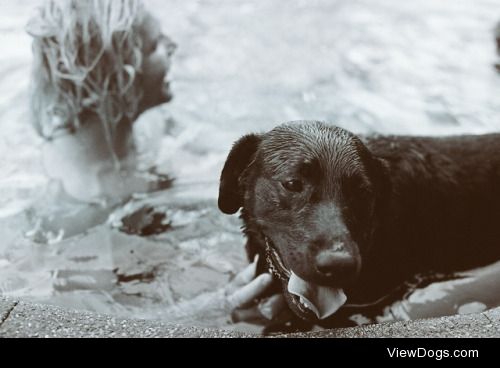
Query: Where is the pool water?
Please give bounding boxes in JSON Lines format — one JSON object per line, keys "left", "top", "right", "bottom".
{"left": 1, "top": 0, "right": 500, "bottom": 333}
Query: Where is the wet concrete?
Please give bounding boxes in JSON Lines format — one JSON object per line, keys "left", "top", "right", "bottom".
{"left": 0, "top": 296, "right": 498, "bottom": 338}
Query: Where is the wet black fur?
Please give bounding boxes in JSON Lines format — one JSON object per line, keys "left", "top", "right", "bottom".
{"left": 218, "top": 120, "right": 500, "bottom": 325}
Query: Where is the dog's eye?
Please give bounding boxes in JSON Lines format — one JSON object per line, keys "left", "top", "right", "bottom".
{"left": 282, "top": 179, "right": 304, "bottom": 193}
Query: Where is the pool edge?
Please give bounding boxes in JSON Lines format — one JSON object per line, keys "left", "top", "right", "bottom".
{"left": 0, "top": 296, "right": 498, "bottom": 338}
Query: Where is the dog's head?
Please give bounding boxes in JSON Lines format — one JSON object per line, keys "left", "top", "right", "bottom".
{"left": 218, "top": 121, "right": 387, "bottom": 321}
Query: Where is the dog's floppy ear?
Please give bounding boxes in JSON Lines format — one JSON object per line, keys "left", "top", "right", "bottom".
{"left": 218, "top": 134, "right": 261, "bottom": 214}
{"left": 354, "top": 137, "right": 391, "bottom": 206}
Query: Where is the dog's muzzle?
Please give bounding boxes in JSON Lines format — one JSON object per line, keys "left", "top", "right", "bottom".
{"left": 263, "top": 236, "right": 347, "bottom": 320}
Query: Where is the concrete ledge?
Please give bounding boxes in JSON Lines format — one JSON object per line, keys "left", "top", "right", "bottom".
{"left": 0, "top": 297, "right": 252, "bottom": 338}
{"left": 0, "top": 296, "right": 499, "bottom": 338}
{"left": 287, "top": 309, "right": 500, "bottom": 338}
{"left": 0, "top": 298, "right": 17, "bottom": 327}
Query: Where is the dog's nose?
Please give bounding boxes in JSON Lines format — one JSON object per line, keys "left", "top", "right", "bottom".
{"left": 315, "top": 248, "right": 356, "bottom": 277}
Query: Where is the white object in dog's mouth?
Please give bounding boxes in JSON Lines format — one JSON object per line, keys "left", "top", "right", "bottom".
{"left": 287, "top": 271, "right": 347, "bottom": 319}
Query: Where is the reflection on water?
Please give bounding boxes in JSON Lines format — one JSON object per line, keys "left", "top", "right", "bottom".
{"left": 1, "top": 0, "right": 500, "bottom": 333}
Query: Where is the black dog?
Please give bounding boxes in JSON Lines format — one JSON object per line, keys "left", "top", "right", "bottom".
{"left": 218, "top": 121, "right": 500, "bottom": 324}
